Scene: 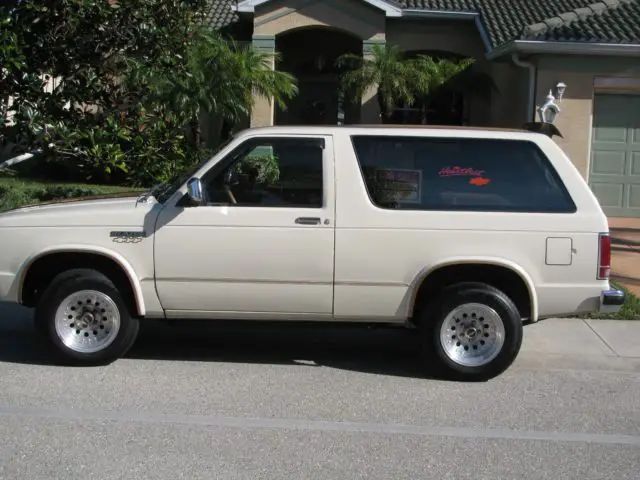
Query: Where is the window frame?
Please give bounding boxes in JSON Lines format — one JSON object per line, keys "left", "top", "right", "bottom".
{"left": 198, "top": 135, "right": 327, "bottom": 209}
{"left": 350, "top": 134, "right": 577, "bottom": 214}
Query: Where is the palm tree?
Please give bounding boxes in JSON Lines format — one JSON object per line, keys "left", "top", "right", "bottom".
{"left": 144, "top": 30, "right": 298, "bottom": 146}
{"left": 336, "top": 44, "right": 496, "bottom": 125}
{"left": 336, "top": 43, "right": 416, "bottom": 123}
{"left": 217, "top": 38, "right": 298, "bottom": 142}
{"left": 410, "top": 55, "right": 497, "bottom": 124}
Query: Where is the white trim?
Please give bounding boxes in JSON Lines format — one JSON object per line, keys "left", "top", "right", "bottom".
{"left": 488, "top": 40, "right": 640, "bottom": 59}
{"left": 234, "top": 0, "right": 402, "bottom": 16}
{"left": 402, "top": 9, "right": 476, "bottom": 18}
{"left": 594, "top": 76, "right": 640, "bottom": 93}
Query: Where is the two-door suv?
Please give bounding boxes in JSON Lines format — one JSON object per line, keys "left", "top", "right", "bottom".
{"left": 0, "top": 125, "right": 625, "bottom": 380}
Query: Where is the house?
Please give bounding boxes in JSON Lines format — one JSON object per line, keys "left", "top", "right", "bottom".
{"left": 205, "top": 0, "right": 640, "bottom": 222}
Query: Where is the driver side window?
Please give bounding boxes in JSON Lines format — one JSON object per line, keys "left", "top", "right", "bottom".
{"left": 205, "top": 137, "right": 324, "bottom": 208}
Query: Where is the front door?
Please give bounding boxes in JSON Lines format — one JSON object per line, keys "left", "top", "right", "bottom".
{"left": 153, "top": 135, "right": 335, "bottom": 320}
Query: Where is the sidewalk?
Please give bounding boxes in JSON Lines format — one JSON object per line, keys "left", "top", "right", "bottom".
{"left": 523, "top": 317, "right": 640, "bottom": 358}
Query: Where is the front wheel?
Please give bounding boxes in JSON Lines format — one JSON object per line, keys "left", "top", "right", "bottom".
{"left": 419, "top": 282, "right": 523, "bottom": 381}
{"left": 35, "top": 270, "right": 140, "bottom": 366}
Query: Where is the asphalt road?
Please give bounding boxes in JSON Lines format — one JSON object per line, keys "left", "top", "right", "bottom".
{"left": 0, "top": 303, "right": 639, "bottom": 480}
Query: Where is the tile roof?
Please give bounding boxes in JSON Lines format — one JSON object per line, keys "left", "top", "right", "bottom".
{"left": 204, "top": 0, "right": 239, "bottom": 29}
{"left": 520, "top": 0, "right": 640, "bottom": 42}
{"left": 205, "top": 0, "right": 640, "bottom": 47}
{"left": 399, "top": 0, "right": 640, "bottom": 46}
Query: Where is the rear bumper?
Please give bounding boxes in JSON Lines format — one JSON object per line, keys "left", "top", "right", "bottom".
{"left": 599, "top": 289, "right": 625, "bottom": 314}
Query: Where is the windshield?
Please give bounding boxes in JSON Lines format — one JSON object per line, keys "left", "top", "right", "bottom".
{"left": 152, "top": 136, "right": 235, "bottom": 204}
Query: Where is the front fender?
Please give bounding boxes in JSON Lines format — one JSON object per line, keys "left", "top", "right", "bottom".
{"left": 14, "top": 244, "right": 146, "bottom": 316}
{"left": 407, "top": 256, "right": 538, "bottom": 322}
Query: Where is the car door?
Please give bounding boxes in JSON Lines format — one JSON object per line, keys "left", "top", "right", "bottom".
{"left": 153, "top": 134, "right": 336, "bottom": 320}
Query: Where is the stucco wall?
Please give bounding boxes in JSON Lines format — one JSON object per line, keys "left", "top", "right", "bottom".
{"left": 254, "top": 0, "right": 385, "bottom": 40}
{"left": 534, "top": 56, "right": 640, "bottom": 179}
{"left": 489, "top": 61, "right": 530, "bottom": 128}
{"left": 386, "top": 19, "right": 483, "bottom": 58}
{"left": 386, "top": 18, "right": 493, "bottom": 126}
{"left": 251, "top": 0, "right": 386, "bottom": 126}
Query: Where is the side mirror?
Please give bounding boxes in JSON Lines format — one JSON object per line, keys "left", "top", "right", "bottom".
{"left": 186, "top": 177, "right": 204, "bottom": 205}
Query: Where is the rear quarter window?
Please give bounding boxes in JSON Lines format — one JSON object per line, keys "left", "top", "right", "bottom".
{"left": 350, "top": 135, "right": 576, "bottom": 213}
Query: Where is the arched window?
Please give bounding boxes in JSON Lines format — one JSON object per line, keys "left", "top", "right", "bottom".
{"left": 274, "top": 27, "right": 362, "bottom": 126}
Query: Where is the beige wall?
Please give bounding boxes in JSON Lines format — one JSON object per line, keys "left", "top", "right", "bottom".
{"left": 386, "top": 19, "right": 483, "bottom": 58}
{"left": 534, "top": 56, "right": 640, "bottom": 179}
{"left": 251, "top": 0, "right": 387, "bottom": 126}
{"left": 250, "top": 51, "right": 276, "bottom": 128}
{"left": 387, "top": 18, "right": 493, "bottom": 126}
{"left": 489, "top": 61, "right": 530, "bottom": 128}
{"left": 254, "top": 0, "right": 385, "bottom": 40}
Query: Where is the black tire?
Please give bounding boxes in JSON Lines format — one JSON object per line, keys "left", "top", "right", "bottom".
{"left": 35, "top": 269, "right": 140, "bottom": 366}
{"left": 33, "top": 268, "right": 97, "bottom": 338}
{"left": 418, "top": 282, "right": 523, "bottom": 382}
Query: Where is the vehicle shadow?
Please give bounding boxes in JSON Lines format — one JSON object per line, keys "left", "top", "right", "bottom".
{"left": 0, "top": 302, "right": 451, "bottom": 380}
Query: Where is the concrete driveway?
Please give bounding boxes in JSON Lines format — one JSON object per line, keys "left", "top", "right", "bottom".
{"left": 1, "top": 302, "right": 639, "bottom": 479}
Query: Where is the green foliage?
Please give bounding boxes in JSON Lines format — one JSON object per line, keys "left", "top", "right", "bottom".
{"left": 236, "top": 155, "right": 280, "bottom": 185}
{"left": 336, "top": 44, "right": 495, "bottom": 123}
{"left": 0, "top": 177, "right": 143, "bottom": 212}
{"left": 579, "top": 281, "right": 640, "bottom": 320}
{"left": 1, "top": 1, "right": 297, "bottom": 188}
{"left": 137, "top": 31, "right": 298, "bottom": 132}
{"left": 337, "top": 44, "right": 416, "bottom": 121}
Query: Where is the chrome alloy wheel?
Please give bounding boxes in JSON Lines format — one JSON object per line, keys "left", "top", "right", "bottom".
{"left": 439, "top": 303, "right": 506, "bottom": 367}
{"left": 54, "top": 290, "right": 121, "bottom": 354}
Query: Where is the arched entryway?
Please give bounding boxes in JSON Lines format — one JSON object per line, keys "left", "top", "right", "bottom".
{"left": 274, "top": 27, "right": 362, "bottom": 125}
{"left": 390, "top": 50, "right": 479, "bottom": 126}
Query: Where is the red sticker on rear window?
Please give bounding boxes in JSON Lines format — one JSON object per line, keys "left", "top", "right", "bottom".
{"left": 469, "top": 177, "right": 491, "bottom": 186}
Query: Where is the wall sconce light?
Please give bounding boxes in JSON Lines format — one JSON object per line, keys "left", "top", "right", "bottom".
{"left": 537, "top": 90, "right": 560, "bottom": 124}
{"left": 555, "top": 82, "right": 567, "bottom": 101}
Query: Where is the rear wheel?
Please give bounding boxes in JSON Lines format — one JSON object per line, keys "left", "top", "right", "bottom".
{"left": 419, "top": 282, "right": 523, "bottom": 381}
{"left": 35, "top": 270, "right": 139, "bottom": 365}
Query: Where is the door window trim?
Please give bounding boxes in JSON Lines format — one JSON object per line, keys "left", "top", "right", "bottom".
{"left": 197, "top": 135, "right": 328, "bottom": 209}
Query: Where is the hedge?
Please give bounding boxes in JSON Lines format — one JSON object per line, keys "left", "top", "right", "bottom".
{"left": 0, "top": 177, "right": 144, "bottom": 213}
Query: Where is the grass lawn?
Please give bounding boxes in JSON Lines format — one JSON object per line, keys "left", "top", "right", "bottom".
{"left": 0, "top": 176, "right": 144, "bottom": 212}
{"left": 580, "top": 280, "right": 640, "bottom": 320}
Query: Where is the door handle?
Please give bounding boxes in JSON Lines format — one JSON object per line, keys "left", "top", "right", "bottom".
{"left": 295, "top": 217, "right": 321, "bottom": 225}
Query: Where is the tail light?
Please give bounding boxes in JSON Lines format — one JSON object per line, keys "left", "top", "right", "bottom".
{"left": 597, "top": 232, "right": 611, "bottom": 280}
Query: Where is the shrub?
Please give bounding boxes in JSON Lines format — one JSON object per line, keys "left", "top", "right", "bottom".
{"left": 0, "top": 178, "right": 143, "bottom": 212}
{"left": 1, "top": 2, "right": 297, "bottom": 188}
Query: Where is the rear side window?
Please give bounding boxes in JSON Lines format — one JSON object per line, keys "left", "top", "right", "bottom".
{"left": 350, "top": 135, "right": 576, "bottom": 213}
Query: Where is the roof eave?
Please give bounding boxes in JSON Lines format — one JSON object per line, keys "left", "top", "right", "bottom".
{"left": 397, "top": 9, "right": 493, "bottom": 54}
{"left": 234, "top": 0, "right": 402, "bottom": 16}
{"left": 487, "top": 40, "right": 640, "bottom": 60}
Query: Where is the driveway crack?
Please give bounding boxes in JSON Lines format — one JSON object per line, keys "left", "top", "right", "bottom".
{"left": 582, "top": 319, "right": 619, "bottom": 357}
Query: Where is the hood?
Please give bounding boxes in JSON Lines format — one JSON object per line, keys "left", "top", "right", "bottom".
{"left": 0, "top": 192, "right": 161, "bottom": 228}
{"left": 7, "top": 191, "right": 143, "bottom": 211}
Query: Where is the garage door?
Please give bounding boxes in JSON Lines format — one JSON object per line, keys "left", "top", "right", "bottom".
{"left": 589, "top": 93, "right": 640, "bottom": 217}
